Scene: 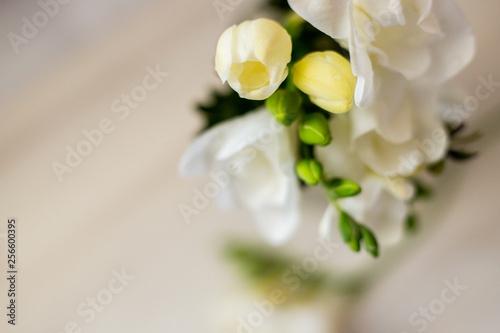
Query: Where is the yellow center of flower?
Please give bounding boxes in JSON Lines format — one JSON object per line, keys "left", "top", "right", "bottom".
{"left": 232, "top": 61, "right": 270, "bottom": 92}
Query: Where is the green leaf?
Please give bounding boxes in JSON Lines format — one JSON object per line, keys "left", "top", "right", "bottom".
{"left": 324, "top": 178, "right": 361, "bottom": 199}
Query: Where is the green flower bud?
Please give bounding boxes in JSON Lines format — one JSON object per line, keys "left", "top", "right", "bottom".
{"left": 296, "top": 159, "right": 323, "bottom": 186}
{"left": 324, "top": 178, "right": 361, "bottom": 200}
{"left": 265, "top": 89, "right": 302, "bottom": 126}
{"left": 299, "top": 113, "right": 331, "bottom": 146}
{"left": 347, "top": 237, "right": 361, "bottom": 252}
{"left": 360, "top": 225, "right": 379, "bottom": 258}
{"left": 338, "top": 211, "right": 360, "bottom": 252}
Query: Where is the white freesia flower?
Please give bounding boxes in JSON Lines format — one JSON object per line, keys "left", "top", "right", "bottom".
{"left": 215, "top": 18, "right": 292, "bottom": 100}
{"left": 315, "top": 112, "right": 418, "bottom": 200}
{"left": 350, "top": 83, "right": 449, "bottom": 182}
{"left": 179, "top": 108, "right": 300, "bottom": 245}
{"left": 315, "top": 116, "right": 408, "bottom": 243}
{"left": 314, "top": 113, "right": 408, "bottom": 246}
{"left": 288, "top": 0, "right": 475, "bottom": 108}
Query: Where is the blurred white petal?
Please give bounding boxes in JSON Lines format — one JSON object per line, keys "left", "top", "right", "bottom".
{"left": 180, "top": 108, "right": 300, "bottom": 244}
{"left": 319, "top": 204, "right": 337, "bottom": 240}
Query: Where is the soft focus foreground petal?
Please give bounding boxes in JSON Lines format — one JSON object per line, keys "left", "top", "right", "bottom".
{"left": 319, "top": 204, "right": 337, "bottom": 240}
{"left": 251, "top": 177, "right": 301, "bottom": 245}
{"left": 179, "top": 125, "right": 222, "bottom": 177}
{"left": 215, "top": 109, "right": 272, "bottom": 160}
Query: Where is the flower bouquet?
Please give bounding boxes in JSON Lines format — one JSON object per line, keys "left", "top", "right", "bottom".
{"left": 180, "top": 0, "right": 476, "bottom": 256}
{"left": 180, "top": 0, "right": 479, "bottom": 330}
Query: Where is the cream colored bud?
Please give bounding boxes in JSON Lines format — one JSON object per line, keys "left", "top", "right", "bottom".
{"left": 292, "top": 51, "right": 356, "bottom": 113}
{"left": 215, "top": 19, "right": 292, "bottom": 100}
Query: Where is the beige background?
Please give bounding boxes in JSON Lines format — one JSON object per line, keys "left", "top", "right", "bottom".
{"left": 0, "top": 0, "right": 499, "bottom": 332}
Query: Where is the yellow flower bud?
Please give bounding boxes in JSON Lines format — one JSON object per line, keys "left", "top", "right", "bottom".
{"left": 292, "top": 51, "right": 356, "bottom": 113}
{"left": 215, "top": 19, "right": 292, "bottom": 100}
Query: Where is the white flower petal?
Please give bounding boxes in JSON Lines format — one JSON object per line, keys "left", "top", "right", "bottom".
{"left": 315, "top": 114, "right": 366, "bottom": 182}
{"left": 412, "top": 91, "right": 449, "bottom": 163}
{"left": 340, "top": 177, "right": 407, "bottom": 245}
{"left": 371, "top": 69, "right": 413, "bottom": 143}
{"left": 182, "top": 106, "right": 300, "bottom": 245}
{"left": 348, "top": 4, "right": 376, "bottom": 108}
{"left": 357, "top": 0, "right": 405, "bottom": 27}
{"left": 287, "top": 0, "right": 350, "bottom": 39}
{"left": 422, "top": 0, "right": 475, "bottom": 82}
{"left": 354, "top": 130, "right": 419, "bottom": 176}
{"left": 178, "top": 125, "right": 221, "bottom": 177}
{"left": 213, "top": 180, "right": 238, "bottom": 210}
{"left": 414, "top": 0, "right": 442, "bottom": 34}
{"left": 215, "top": 25, "right": 235, "bottom": 83}
{"left": 319, "top": 204, "right": 337, "bottom": 240}
{"left": 230, "top": 21, "right": 257, "bottom": 64}
{"left": 370, "top": 7, "right": 433, "bottom": 81}
{"left": 251, "top": 19, "right": 292, "bottom": 66}
{"left": 350, "top": 106, "right": 376, "bottom": 140}
{"left": 215, "top": 109, "right": 271, "bottom": 160}
{"left": 383, "top": 175, "right": 415, "bottom": 201}
{"left": 251, "top": 177, "right": 301, "bottom": 245}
